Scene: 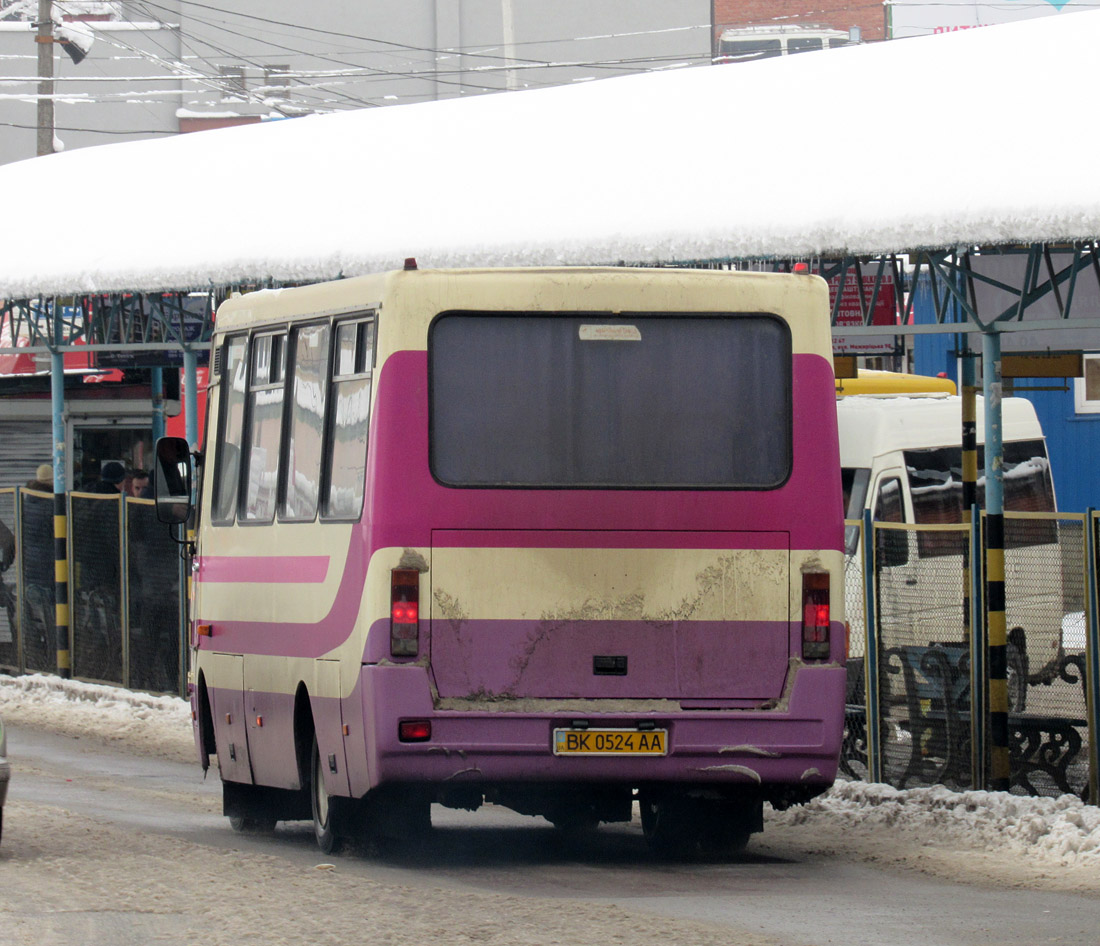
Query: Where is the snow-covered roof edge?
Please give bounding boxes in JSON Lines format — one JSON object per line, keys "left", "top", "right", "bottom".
{"left": 1, "top": 11, "right": 1099, "bottom": 296}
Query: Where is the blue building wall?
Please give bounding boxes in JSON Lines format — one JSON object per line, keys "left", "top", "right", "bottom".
{"left": 911, "top": 277, "right": 1100, "bottom": 513}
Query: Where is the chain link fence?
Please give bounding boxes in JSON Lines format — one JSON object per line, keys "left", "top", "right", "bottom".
{"left": 0, "top": 486, "right": 185, "bottom": 694}
{"left": 20, "top": 489, "right": 56, "bottom": 675}
{"left": 126, "top": 500, "right": 183, "bottom": 694}
{"left": 844, "top": 512, "right": 1097, "bottom": 801}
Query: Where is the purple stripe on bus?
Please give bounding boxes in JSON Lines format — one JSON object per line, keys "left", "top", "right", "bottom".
{"left": 206, "top": 658, "right": 845, "bottom": 798}
{"left": 195, "top": 555, "right": 331, "bottom": 583}
{"left": 427, "top": 617, "right": 790, "bottom": 701}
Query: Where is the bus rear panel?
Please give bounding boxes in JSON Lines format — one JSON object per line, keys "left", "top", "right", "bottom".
{"left": 186, "top": 267, "right": 845, "bottom": 856}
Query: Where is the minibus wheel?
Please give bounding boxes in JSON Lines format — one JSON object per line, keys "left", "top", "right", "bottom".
{"left": 310, "top": 735, "right": 344, "bottom": 854}
{"left": 639, "top": 792, "right": 695, "bottom": 859}
{"left": 229, "top": 814, "right": 276, "bottom": 835}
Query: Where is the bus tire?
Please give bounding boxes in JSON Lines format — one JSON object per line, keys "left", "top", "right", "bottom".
{"left": 640, "top": 793, "right": 696, "bottom": 860}
{"left": 697, "top": 801, "right": 759, "bottom": 858}
{"left": 229, "top": 814, "right": 276, "bottom": 835}
{"left": 310, "top": 735, "right": 345, "bottom": 855}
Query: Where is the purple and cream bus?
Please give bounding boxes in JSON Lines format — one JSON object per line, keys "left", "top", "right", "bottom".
{"left": 156, "top": 264, "right": 846, "bottom": 857}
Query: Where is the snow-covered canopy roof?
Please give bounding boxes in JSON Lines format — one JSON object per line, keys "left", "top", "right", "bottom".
{"left": 1, "top": 12, "right": 1098, "bottom": 297}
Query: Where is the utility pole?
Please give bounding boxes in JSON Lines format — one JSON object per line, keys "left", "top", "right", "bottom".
{"left": 36, "top": 0, "right": 54, "bottom": 156}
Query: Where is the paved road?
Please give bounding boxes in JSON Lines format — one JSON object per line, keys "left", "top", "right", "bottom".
{"left": 3, "top": 723, "right": 1099, "bottom": 946}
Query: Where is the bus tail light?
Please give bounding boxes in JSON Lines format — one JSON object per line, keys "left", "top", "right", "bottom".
{"left": 801, "top": 573, "right": 831, "bottom": 660}
{"left": 391, "top": 568, "right": 420, "bottom": 657}
{"left": 399, "top": 719, "right": 431, "bottom": 742}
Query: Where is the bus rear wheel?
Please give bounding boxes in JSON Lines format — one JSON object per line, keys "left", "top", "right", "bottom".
{"left": 310, "top": 736, "right": 345, "bottom": 855}
{"left": 229, "top": 814, "right": 276, "bottom": 835}
{"left": 640, "top": 792, "right": 759, "bottom": 860}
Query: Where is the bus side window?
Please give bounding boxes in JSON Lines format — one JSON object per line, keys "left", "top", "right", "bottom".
{"left": 874, "top": 476, "right": 908, "bottom": 567}
{"left": 280, "top": 322, "right": 330, "bottom": 521}
{"left": 242, "top": 333, "right": 287, "bottom": 522}
{"left": 212, "top": 335, "right": 248, "bottom": 524}
{"left": 322, "top": 317, "right": 374, "bottom": 520}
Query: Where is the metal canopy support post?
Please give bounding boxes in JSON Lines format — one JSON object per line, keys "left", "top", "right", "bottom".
{"left": 960, "top": 349, "right": 982, "bottom": 787}
{"left": 183, "top": 349, "right": 199, "bottom": 449}
{"left": 50, "top": 301, "right": 70, "bottom": 678}
{"left": 982, "top": 329, "right": 1009, "bottom": 790}
{"left": 150, "top": 366, "right": 165, "bottom": 444}
{"left": 862, "top": 507, "right": 883, "bottom": 784}
{"left": 1084, "top": 509, "right": 1100, "bottom": 804}
{"left": 969, "top": 503, "right": 987, "bottom": 789}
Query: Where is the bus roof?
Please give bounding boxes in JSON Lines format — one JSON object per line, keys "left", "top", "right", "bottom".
{"left": 837, "top": 394, "right": 1044, "bottom": 467}
{"left": 212, "top": 266, "right": 834, "bottom": 358}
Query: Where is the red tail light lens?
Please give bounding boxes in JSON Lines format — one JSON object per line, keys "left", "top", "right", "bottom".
{"left": 802, "top": 573, "right": 831, "bottom": 660}
{"left": 391, "top": 568, "right": 419, "bottom": 657}
{"left": 399, "top": 719, "right": 431, "bottom": 742}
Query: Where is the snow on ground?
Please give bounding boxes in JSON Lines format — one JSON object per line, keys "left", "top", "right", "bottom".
{"left": 3, "top": 671, "right": 1100, "bottom": 891}
{"left": 2, "top": 12, "right": 1100, "bottom": 296}
{"left": 0, "top": 672, "right": 193, "bottom": 763}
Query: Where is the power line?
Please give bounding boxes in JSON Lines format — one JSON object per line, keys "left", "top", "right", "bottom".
{"left": 0, "top": 118, "right": 176, "bottom": 133}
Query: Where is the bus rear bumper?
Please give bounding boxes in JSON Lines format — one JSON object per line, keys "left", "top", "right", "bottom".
{"left": 360, "top": 663, "right": 845, "bottom": 791}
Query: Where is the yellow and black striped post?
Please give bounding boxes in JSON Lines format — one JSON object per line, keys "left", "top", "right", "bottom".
{"left": 982, "top": 330, "right": 1010, "bottom": 791}
{"left": 986, "top": 513, "right": 1009, "bottom": 789}
{"left": 960, "top": 351, "right": 983, "bottom": 786}
{"left": 54, "top": 490, "right": 70, "bottom": 678}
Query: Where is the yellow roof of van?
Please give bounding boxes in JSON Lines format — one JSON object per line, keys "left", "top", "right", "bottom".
{"left": 835, "top": 369, "right": 956, "bottom": 396}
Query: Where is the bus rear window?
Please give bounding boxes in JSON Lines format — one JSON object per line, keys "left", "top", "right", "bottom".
{"left": 429, "top": 313, "right": 791, "bottom": 489}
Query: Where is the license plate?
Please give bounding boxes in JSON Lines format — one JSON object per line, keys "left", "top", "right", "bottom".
{"left": 553, "top": 728, "right": 667, "bottom": 756}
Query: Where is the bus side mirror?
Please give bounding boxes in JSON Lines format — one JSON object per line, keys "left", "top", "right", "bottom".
{"left": 154, "top": 436, "right": 193, "bottom": 525}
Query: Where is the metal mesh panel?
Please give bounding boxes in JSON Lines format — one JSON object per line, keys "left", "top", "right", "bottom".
{"left": 69, "top": 493, "right": 123, "bottom": 684}
{"left": 126, "top": 499, "right": 182, "bottom": 693}
{"left": 1002, "top": 513, "right": 1089, "bottom": 799}
{"left": 0, "top": 488, "right": 17, "bottom": 673}
{"left": 874, "top": 522, "right": 974, "bottom": 791}
{"left": 840, "top": 520, "right": 870, "bottom": 779}
{"left": 19, "top": 489, "right": 56, "bottom": 674}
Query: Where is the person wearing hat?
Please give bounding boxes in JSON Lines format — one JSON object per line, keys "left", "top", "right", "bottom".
{"left": 24, "top": 464, "right": 54, "bottom": 492}
{"left": 92, "top": 460, "right": 126, "bottom": 494}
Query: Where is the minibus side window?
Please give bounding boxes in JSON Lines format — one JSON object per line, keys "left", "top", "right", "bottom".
{"left": 322, "top": 318, "right": 374, "bottom": 520}
{"left": 905, "top": 442, "right": 1056, "bottom": 555}
{"left": 242, "top": 332, "right": 287, "bottom": 522}
{"left": 1002, "top": 440, "right": 1057, "bottom": 547}
{"left": 874, "top": 476, "right": 908, "bottom": 567}
{"left": 281, "top": 322, "right": 330, "bottom": 521}
{"left": 212, "top": 335, "right": 248, "bottom": 524}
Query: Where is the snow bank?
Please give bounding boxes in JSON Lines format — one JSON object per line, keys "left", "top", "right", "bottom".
{"left": 774, "top": 779, "right": 1100, "bottom": 869}
{"left": 0, "top": 672, "right": 193, "bottom": 761}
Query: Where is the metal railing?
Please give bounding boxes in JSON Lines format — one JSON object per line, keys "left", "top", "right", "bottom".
{"left": 843, "top": 511, "right": 1100, "bottom": 801}
{"left": 0, "top": 486, "right": 185, "bottom": 694}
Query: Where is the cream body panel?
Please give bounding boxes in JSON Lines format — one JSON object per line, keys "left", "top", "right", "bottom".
{"left": 429, "top": 546, "right": 792, "bottom": 623}
{"left": 194, "top": 521, "right": 353, "bottom": 624}
{"left": 212, "top": 268, "right": 834, "bottom": 365}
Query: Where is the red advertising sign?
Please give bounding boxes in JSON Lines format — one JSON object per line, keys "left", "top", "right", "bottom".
{"left": 826, "top": 270, "right": 900, "bottom": 355}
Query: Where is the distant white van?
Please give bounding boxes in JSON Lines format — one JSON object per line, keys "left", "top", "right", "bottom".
{"left": 839, "top": 393, "right": 1061, "bottom": 688}
{"left": 715, "top": 25, "right": 858, "bottom": 64}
